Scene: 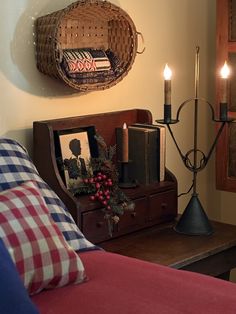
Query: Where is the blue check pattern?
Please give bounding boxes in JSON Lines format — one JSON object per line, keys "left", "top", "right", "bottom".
{"left": 0, "top": 138, "right": 97, "bottom": 252}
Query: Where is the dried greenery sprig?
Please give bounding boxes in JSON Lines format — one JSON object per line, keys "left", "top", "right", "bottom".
{"left": 66, "top": 133, "right": 135, "bottom": 236}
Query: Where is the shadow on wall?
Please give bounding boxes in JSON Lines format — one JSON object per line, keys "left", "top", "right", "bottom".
{"left": 12, "top": 0, "right": 83, "bottom": 97}
{"left": 0, "top": 0, "right": 121, "bottom": 98}
{"left": 3, "top": 128, "right": 33, "bottom": 158}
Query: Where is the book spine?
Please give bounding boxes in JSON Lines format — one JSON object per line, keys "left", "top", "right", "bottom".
{"left": 128, "top": 128, "right": 150, "bottom": 184}
{"left": 131, "top": 123, "right": 166, "bottom": 181}
{"left": 147, "top": 130, "right": 159, "bottom": 183}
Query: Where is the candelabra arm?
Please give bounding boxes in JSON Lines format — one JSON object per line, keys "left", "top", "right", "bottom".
{"left": 204, "top": 121, "right": 226, "bottom": 166}
{"left": 167, "top": 124, "right": 186, "bottom": 163}
{"left": 167, "top": 119, "right": 227, "bottom": 173}
{"left": 176, "top": 97, "right": 216, "bottom": 121}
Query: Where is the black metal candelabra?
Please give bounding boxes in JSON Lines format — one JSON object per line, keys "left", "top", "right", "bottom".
{"left": 157, "top": 46, "right": 233, "bottom": 235}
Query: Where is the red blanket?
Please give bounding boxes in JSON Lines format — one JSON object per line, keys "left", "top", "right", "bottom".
{"left": 32, "top": 251, "right": 236, "bottom": 313}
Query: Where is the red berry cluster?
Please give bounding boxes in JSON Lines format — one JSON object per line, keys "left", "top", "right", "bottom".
{"left": 83, "top": 172, "right": 113, "bottom": 210}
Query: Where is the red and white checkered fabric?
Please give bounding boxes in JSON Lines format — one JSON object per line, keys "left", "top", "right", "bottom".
{"left": 0, "top": 181, "right": 86, "bottom": 295}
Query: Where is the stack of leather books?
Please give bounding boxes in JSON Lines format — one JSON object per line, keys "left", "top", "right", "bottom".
{"left": 116, "top": 124, "right": 166, "bottom": 185}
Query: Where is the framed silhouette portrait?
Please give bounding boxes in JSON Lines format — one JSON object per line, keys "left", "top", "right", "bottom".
{"left": 54, "top": 126, "right": 98, "bottom": 191}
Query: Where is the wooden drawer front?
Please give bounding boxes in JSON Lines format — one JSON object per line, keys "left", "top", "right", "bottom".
{"left": 117, "top": 197, "right": 147, "bottom": 234}
{"left": 149, "top": 190, "right": 176, "bottom": 222}
{"left": 82, "top": 209, "right": 111, "bottom": 244}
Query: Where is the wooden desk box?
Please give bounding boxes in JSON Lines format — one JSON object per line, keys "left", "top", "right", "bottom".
{"left": 33, "top": 109, "right": 178, "bottom": 243}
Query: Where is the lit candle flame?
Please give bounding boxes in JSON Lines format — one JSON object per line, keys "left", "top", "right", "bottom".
{"left": 164, "top": 64, "right": 172, "bottom": 80}
{"left": 123, "top": 122, "right": 127, "bottom": 129}
{"left": 220, "top": 61, "right": 230, "bottom": 79}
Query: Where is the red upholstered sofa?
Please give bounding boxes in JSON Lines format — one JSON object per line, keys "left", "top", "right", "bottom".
{"left": 1, "top": 138, "right": 236, "bottom": 314}
{"left": 32, "top": 250, "right": 236, "bottom": 314}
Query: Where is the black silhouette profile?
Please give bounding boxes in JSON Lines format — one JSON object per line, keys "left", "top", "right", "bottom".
{"left": 64, "top": 138, "right": 87, "bottom": 179}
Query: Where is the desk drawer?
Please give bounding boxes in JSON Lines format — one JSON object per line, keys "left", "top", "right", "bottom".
{"left": 149, "top": 190, "right": 176, "bottom": 222}
{"left": 82, "top": 197, "right": 147, "bottom": 243}
{"left": 117, "top": 197, "right": 147, "bottom": 234}
{"left": 82, "top": 209, "right": 111, "bottom": 243}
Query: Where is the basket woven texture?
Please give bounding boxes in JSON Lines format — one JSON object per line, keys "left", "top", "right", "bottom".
{"left": 35, "top": 0, "right": 138, "bottom": 92}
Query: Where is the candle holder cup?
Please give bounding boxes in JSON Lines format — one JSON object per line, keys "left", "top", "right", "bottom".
{"left": 164, "top": 104, "right": 172, "bottom": 124}
{"left": 220, "top": 102, "right": 228, "bottom": 121}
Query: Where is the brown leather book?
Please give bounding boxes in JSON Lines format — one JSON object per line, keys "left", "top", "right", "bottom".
{"left": 128, "top": 126, "right": 158, "bottom": 184}
{"left": 130, "top": 124, "right": 166, "bottom": 182}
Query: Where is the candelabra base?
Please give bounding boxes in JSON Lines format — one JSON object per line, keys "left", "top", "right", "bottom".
{"left": 174, "top": 194, "right": 213, "bottom": 235}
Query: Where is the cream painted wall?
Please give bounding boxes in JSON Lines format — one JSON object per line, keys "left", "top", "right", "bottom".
{"left": 2, "top": 0, "right": 236, "bottom": 279}
{"left": 0, "top": 0, "right": 215, "bottom": 210}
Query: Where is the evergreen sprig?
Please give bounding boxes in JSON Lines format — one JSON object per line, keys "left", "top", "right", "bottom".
{"left": 68, "top": 133, "right": 135, "bottom": 235}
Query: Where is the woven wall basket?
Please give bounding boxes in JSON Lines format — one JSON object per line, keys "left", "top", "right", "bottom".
{"left": 35, "top": 0, "right": 143, "bottom": 92}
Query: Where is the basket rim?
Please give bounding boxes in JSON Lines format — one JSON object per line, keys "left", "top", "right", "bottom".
{"left": 41, "top": 0, "right": 137, "bottom": 30}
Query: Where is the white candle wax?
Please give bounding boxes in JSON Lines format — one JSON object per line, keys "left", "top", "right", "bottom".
{"left": 220, "top": 61, "right": 230, "bottom": 104}
{"left": 164, "top": 64, "right": 172, "bottom": 105}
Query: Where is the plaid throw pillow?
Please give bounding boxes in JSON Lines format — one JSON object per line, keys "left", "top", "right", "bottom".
{"left": 0, "top": 181, "right": 86, "bottom": 295}
{"left": 0, "top": 138, "right": 96, "bottom": 252}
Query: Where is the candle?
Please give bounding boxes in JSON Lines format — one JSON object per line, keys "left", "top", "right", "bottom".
{"left": 163, "top": 64, "right": 172, "bottom": 122}
{"left": 220, "top": 61, "right": 230, "bottom": 120}
{"left": 164, "top": 64, "right": 172, "bottom": 105}
{"left": 220, "top": 103, "right": 228, "bottom": 121}
{"left": 122, "top": 123, "right": 129, "bottom": 162}
{"left": 220, "top": 61, "right": 230, "bottom": 104}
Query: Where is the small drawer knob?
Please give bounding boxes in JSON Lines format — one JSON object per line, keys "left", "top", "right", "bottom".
{"left": 161, "top": 203, "right": 167, "bottom": 209}
{"left": 96, "top": 221, "right": 104, "bottom": 228}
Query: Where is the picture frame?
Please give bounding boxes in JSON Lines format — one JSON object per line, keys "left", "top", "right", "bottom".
{"left": 54, "top": 126, "right": 98, "bottom": 191}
